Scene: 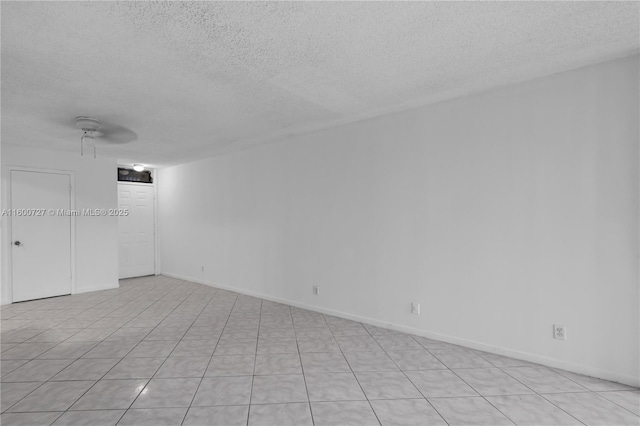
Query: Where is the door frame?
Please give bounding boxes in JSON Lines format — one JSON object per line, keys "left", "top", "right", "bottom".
{"left": 117, "top": 178, "right": 159, "bottom": 277}
{"left": 5, "top": 166, "right": 76, "bottom": 303}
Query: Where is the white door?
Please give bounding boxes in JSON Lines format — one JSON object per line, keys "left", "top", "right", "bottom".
{"left": 118, "top": 183, "right": 155, "bottom": 278}
{"left": 11, "top": 170, "right": 72, "bottom": 302}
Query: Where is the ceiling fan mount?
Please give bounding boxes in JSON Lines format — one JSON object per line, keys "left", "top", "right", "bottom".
{"left": 75, "top": 116, "right": 101, "bottom": 133}
{"left": 75, "top": 116, "right": 103, "bottom": 157}
{"left": 70, "top": 115, "right": 137, "bottom": 158}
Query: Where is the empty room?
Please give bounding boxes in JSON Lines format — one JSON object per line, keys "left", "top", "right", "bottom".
{"left": 1, "top": 2, "right": 639, "bottom": 425}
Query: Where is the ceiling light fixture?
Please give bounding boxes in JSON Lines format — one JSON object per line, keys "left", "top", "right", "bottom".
{"left": 133, "top": 164, "right": 145, "bottom": 172}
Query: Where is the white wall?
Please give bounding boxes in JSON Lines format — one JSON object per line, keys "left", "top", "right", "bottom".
{"left": 159, "top": 55, "right": 639, "bottom": 386}
{"left": 1, "top": 144, "right": 119, "bottom": 303}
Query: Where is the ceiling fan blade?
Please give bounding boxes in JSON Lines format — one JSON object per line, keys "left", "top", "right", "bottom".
{"left": 47, "top": 115, "right": 138, "bottom": 144}
{"left": 48, "top": 115, "right": 82, "bottom": 130}
{"left": 98, "top": 122, "right": 138, "bottom": 144}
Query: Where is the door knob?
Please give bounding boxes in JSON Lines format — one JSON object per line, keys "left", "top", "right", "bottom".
{"left": 13, "top": 241, "right": 21, "bottom": 246}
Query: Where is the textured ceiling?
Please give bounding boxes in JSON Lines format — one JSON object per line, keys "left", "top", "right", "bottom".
{"left": 2, "top": 2, "right": 638, "bottom": 167}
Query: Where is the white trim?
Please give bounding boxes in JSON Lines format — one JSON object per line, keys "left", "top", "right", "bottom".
{"left": 153, "top": 172, "right": 160, "bottom": 275}
{"left": 5, "top": 166, "right": 76, "bottom": 303}
{"left": 162, "top": 271, "right": 640, "bottom": 388}
{"left": 74, "top": 283, "right": 119, "bottom": 294}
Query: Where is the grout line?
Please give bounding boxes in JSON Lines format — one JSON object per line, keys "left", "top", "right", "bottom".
{"left": 371, "top": 331, "right": 451, "bottom": 426}
{"left": 397, "top": 335, "right": 451, "bottom": 425}
{"left": 72, "top": 280, "right": 203, "bottom": 424}
{"left": 297, "top": 308, "right": 319, "bottom": 426}
{"left": 3, "top": 276, "right": 638, "bottom": 425}
{"left": 445, "top": 365, "right": 523, "bottom": 426}
{"left": 245, "top": 298, "right": 263, "bottom": 426}
{"left": 178, "top": 288, "right": 230, "bottom": 426}
{"left": 593, "top": 391, "right": 640, "bottom": 417}
{"left": 3, "top": 318, "right": 126, "bottom": 413}
{"left": 497, "top": 366, "right": 588, "bottom": 425}
{"left": 3, "top": 277, "right": 199, "bottom": 421}
{"left": 340, "top": 325, "right": 385, "bottom": 426}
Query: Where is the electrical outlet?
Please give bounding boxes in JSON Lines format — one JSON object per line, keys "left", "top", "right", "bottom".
{"left": 553, "top": 324, "right": 566, "bottom": 340}
{"left": 411, "top": 302, "right": 420, "bottom": 315}
{"left": 201, "top": 266, "right": 205, "bottom": 273}
{"left": 313, "top": 286, "right": 320, "bottom": 296}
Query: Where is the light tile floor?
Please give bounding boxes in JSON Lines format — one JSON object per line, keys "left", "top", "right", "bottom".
{"left": 1, "top": 275, "right": 638, "bottom": 426}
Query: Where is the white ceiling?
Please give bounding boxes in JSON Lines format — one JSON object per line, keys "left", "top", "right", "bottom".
{"left": 2, "top": 2, "right": 638, "bottom": 167}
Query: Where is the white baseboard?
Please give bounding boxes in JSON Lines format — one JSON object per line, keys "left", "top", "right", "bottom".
{"left": 162, "top": 271, "right": 639, "bottom": 387}
{"left": 1, "top": 283, "right": 120, "bottom": 304}
{"left": 74, "top": 283, "right": 119, "bottom": 294}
